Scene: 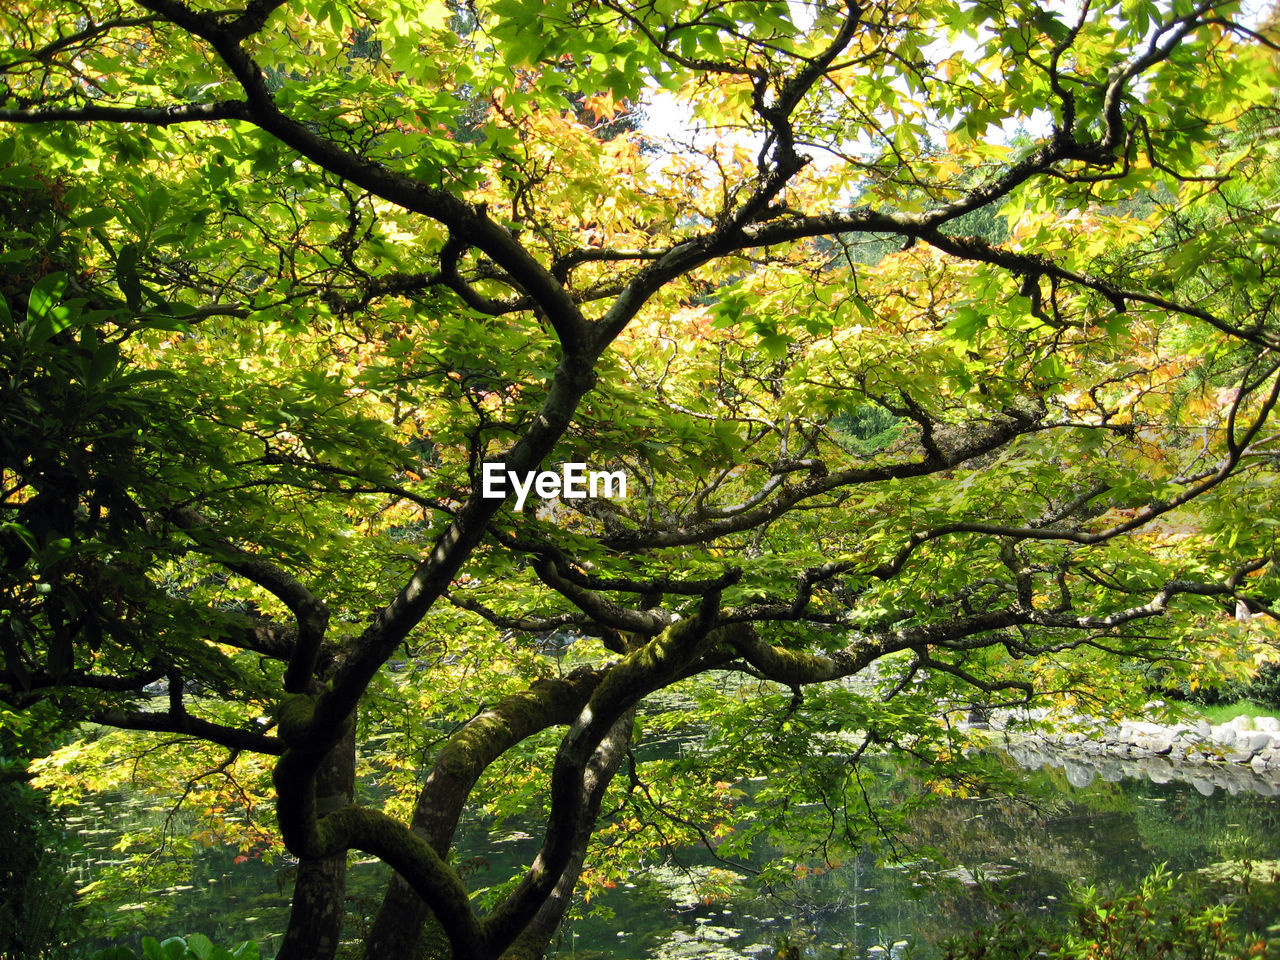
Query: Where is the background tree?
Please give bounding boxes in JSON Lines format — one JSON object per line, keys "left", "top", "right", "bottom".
{"left": 1, "top": 0, "right": 1279, "bottom": 958}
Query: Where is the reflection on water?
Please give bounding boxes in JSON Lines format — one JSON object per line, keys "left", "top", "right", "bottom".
{"left": 550, "top": 749, "right": 1280, "bottom": 960}
{"left": 1005, "top": 737, "right": 1280, "bottom": 797}
{"left": 68, "top": 750, "right": 1280, "bottom": 959}
{"left": 66, "top": 793, "right": 391, "bottom": 957}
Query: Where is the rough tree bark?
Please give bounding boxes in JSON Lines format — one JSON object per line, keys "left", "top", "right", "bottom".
{"left": 362, "top": 672, "right": 604, "bottom": 958}
{"left": 277, "top": 721, "right": 356, "bottom": 960}
{"left": 499, "top": 711, "right": 634, "bottom": 960}
{"left": 362, "top": 709, "right": 633, "bottom": 960}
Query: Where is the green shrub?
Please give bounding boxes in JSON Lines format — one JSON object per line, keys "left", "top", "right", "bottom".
{"left": 0, "top": 781, "right": 83, "bottom": 959}
{"left": 90, "top": 934, "right": 260, "bottom": 960}
{"left": 941, "top": 866, "right": 1272, "bottom": 960}
{"left": 1170, "top": 663, "right": 1280, "bottom": 714}
{"left": 830, "top": 404, "right": 903, "bottom": 456}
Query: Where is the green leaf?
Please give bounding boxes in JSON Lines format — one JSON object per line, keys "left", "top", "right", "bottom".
{"left": 1033, "top": 353, "right": 1067, "bottom": 381}
{"left": 759, "top": 330, "right": 792, "bottom": 359}
{"left": 73, "top": 207, "right": 117, "bottom": 228}
{"left": 144, "top": 184, "right": 170, "bottom": 224}
{"left": 89, "top": 949, "right": 138, "bottom": 960}
{"left": 25, "top": 272, "right": 68, "bottom": 323}
{"left": 947, "top": 306, "right": 988, "bottom": 342}
{"left": 117, "top": 244, "right": 143, "bottom": 311}
{"left": 85, "top": 339, "right": 122, "bottom": 385}
{"left": 185, "top": 933, "right": 214, "bottom": 960}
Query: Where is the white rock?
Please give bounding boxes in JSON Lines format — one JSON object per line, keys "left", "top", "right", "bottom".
{"left": 1128, "top": 721, "right": 1165, "bottom": 737}
{"left": 1064, "top": 761, "right": 1096, "bottom": 788}
{"left": 1256, "top": 717, "right": 1280, "bottom": 732}
{"left": 1140, "top": 736, "right": 1174, "bottom": 756}
{"left": 1210, "top": 726, "right": 1237, "bottom": 747}
{"left": 1243, "top": 731, "right": 1274, "bottom": 753}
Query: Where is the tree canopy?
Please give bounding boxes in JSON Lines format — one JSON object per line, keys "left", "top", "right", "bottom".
{"left": 2, "top": 0, "right": 1279, "bottom": 957}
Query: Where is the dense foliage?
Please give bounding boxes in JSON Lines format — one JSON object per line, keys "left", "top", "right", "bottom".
{"left": 942, "top": 867, "right": 1273, "bottom": 960}
{"left": 0, "top": 780, "right": 81, "bottom": 959}
{"left": 2, "top": 0, "right": 1279, "bottom": 957}
{"left": 92, "top": 934, "right": 261, "bottom": 960}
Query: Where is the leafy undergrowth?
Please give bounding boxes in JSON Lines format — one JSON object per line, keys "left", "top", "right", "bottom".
{"left": 90, "top": 934, "right": 259, "bottom": 960}
{"left": 941, "top": 866, "right": 1278, "bottom": 960}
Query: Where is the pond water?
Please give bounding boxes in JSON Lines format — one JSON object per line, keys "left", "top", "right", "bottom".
{"left": 550, "top": 746, "right": 1280, "bottom": 959}
{"left": 66, "top": 746, "right": 1280, "bottom": 959}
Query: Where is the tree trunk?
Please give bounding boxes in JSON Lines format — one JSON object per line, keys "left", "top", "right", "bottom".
{"left": 360, "top": 780, "right": 465, "bottom": 959}
{"left": 499, "top": 711, "right": 633, "bottom": 960}
{"left": 361, "top": 841, "right": 452, "bottom": 959}
{"left": 363, "top": 673, "right": 601, "bottom": 960}
{"left": 277, "top": 724, "right": 356, "bottom": 960}
{"left": 362, "top": 710, "right": 633, "bottom": 960}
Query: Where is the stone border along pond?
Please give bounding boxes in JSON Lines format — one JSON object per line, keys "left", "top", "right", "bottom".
{"left": 973, "top": 708, "right": 1280, "bottom": 796}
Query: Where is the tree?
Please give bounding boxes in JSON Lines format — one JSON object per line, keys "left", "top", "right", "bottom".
{"left": 2, "top": 0, "right": 1279, "bottom": 958}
